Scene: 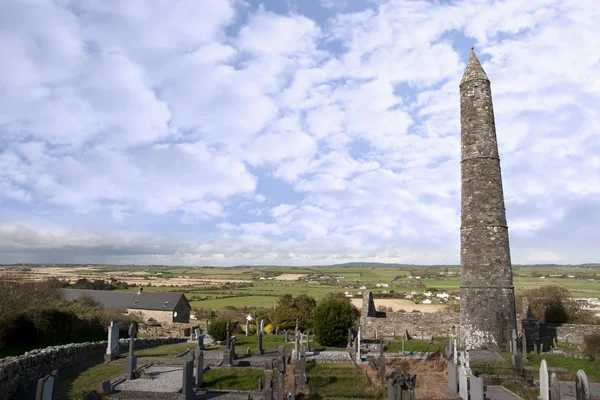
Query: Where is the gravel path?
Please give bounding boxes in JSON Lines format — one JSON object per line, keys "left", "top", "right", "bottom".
{"left": 114, "top": 366, "right": 182, "bottom": 393}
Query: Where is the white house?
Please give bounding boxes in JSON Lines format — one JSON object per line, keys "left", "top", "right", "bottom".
{"left": 422, "top": 299, "right": 432, "bottom": 304}
{"left": 436, "top": 292, "right": 450, "bottom": 299}
{"left": 424, "top": 291, "right": 432, "bottom": 297}
{"left": 376, "top": 283, "right": 389, "bottom": 288}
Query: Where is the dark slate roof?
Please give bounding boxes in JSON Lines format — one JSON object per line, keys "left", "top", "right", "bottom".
{"left": 461, "top": 48, "right": 489, "bottom": 84}
{"left": 61, "top": 289, "right": 190, "bottom": 312}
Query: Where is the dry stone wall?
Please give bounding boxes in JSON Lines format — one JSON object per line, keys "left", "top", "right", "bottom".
{"left": 361, "top": 312, "right": 459, "bottom": 339}
{"left": 0, "top": 336, "right": 185, "bottom": 399}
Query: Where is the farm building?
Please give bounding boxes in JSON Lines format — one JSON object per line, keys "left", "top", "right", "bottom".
{"left": 61, "top": 287, "right": 191, "bottom": 324}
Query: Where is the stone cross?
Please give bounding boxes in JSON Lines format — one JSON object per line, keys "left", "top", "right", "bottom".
{"left": 128, "top": 323, "right": 138, "bottom": 357}
{"left": 458, "top": 365, "right": 468, "bottom": 400}
{"left": 470, "top": 375, "right": 484, "bottom": 400}
{"left": 576, "top": 370, "right": 591, "bottom": 400}
{"left": 182, "top": 359, "right": 194, "bottom": 400}
{"left": 35, "top": 370, "right": 58, "bottom": 400}
{"left": 105, "top": 321, "right": 119, "bottom": 362}
{"left": 512, "top": 329, "right": 517, "bottom": 356}
{"left": 195, "top": 351, "right": 204, "bottom": 388}
{"left": 246, "top": 320, "right": 250, "bottom": 336}
{"left": 447, "top": 361, "right": 457, "bottom": 395}
{"left": 540, "top": 359, "right": 549, "bottom": 400}
{"left": 550, "top": 373, "right": 561, "bottom": 400}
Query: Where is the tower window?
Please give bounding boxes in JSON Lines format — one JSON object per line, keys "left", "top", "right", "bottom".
{"left": 474, "top": 86, "right": 479, "bottom": 97}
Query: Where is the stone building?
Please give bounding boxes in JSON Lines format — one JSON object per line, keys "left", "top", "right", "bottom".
{"left": 62, "top": 288, "right": 191, "bottom": 324}
{"left": 459, "top": 48, "right": 517, "bottom": 350}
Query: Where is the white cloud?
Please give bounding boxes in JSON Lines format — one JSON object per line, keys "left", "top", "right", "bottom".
{"left": 0, "top": 0, "right": 599, "bottom": 265}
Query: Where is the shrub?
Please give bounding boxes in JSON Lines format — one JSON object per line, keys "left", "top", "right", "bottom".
{"left": 312, "top": 296, "right": 360, "bottom": 347}
{"left": 583, "top": 334, "right": 600, "bottom": 361}
{"left": 208, "top": 317, "right": 231, "bottom": 342}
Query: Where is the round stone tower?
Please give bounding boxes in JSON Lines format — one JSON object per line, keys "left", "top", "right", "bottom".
{"left": 459, "top": 48, "right": 517, "bottom": 351}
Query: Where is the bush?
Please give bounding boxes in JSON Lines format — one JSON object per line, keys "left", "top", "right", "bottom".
{"left": 584, "top": 334, "right": 600, "bottom": 361}
{"left": 516, "top": 285, "right": 587, "bottom": 324}
{"left": 208, "top": 317, "right": 231, "bottom": 342}
{"left": 312, "top": 296, "right": 360, "bottom": 347}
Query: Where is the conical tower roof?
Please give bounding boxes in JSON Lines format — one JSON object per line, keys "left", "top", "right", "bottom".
{"left": 460, "top": 48, "right": 489, "bottom": 84}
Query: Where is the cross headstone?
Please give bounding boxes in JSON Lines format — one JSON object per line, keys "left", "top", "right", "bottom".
{"left": 105, "top": 321, "right": 120, "bottom": 362}
{"left": 124, "top": 323, "right": 138, "bottom": 380}
{"left": 550, "top": 373, "right": 561, "bottom": 400}
{"left": 458, "top": 366, "right": 468, "bottom": 400}
{"left": 447, "top": 360, "right": 458, "bottom": 395}
{"left": 576, "top": 370, "right": 591, "bottom": 400}
{"left": 512, "top": 329, "right": 517, "bottom": 356}
{"left": 246, "top": 319, "right": 250, "bottom": 336}
{"left": 470, "top": 375, "right": 484, "bottom": 400}
{"left": 195, "top": 351, "right": 204, "bottom": 388}
{"left": 182, "top": 359, "right": 194, "bottom": 400}
{"left": 35, "top": 370, "right": 58, "bottom": 400}
{"left": 540, "top": 359, "right": 549, "bottom": 400}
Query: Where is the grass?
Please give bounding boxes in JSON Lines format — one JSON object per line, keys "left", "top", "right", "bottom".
{"left": 55, "top": 363, "right": 122, "bottom": 400}
{"left": 525, "top": 354, "right": 600, "bottom": 382}
{"left": 134, "top": 342, "right": 197, "bottom": 358}
{"left": 385, "top": 337, "right": 446, "bottom": 353}
{"left": 306, "top": 361, "right": 383, "bottom": 399}
{"left": 227, "top": 334, "right": 346, "bottom": 352}
{"left": 203, "top": 369, "right": 264, "bottom": 390}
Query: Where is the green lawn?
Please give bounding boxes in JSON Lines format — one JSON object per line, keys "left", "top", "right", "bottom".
{"left": 55, "top": 363, "right": 122, "bottom": 400}
{"left": 203, "top": 369, "right": 263, "bottom": 390}
{"left": 134, "top": 342, "right": 199, "bottom": 358}
{"left": 227, "top": 334, "right": 346, "bottom": 352}
{"left": 385, "top": 337, "right": 446, "bottom": 353}
{"left": 525, "top": 354, "right": 600, "bottom": 382}
{"left": 306, "top": 361, "right": 382, "bottom": 399}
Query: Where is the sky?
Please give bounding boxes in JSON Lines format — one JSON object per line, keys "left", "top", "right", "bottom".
{"left": 0, "top": 0, "right": 599, "bottom": 266}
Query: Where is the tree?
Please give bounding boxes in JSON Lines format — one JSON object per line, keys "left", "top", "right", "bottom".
{"left": 516, "top": 285, "right": 594, "bottom": 324}
{"left": 312, "top": 296, "right": 360, "bottom": 347}
{"left": 208, "top": 316, "right": 232, "bottom": 342}
{"left": 272, "top": 294, "right": 316, "bottom": 331}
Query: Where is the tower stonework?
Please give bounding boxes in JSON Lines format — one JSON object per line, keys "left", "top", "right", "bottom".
{"left": 459, "top": 49, "right": 516, "bottom": 350}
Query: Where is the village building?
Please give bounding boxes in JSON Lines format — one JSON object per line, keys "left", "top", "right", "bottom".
{"left": 62, "top": 287, "right": 191, "bottom": 324}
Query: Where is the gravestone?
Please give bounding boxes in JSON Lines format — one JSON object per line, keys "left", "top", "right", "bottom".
{"left": 277, "top": 372, "right": 285, "bottom": 400}
{"left": 285, "top": 330, "right": 289, "bottom": 343}
{"left": 465, "top": 349, "right": 470, "bottom": 368}
{"left": 306, "top": 330, "right": 311, "bottom": 351}
{"left": 447, "top": 361, "right": 458, "bottom": 395}
{"left": 100, "top": 380, "right": 112, "bottom": 395}
{"left": 182, "top": 359, "right": 194, "bottom": 400}
{"left": 550, "top": 373, "right": 561, "bottom": 400}
{"left": 230, "top": 336, "right": 236, "bottom": 358}
{"left": 290, "top": 373, "right": 296, "bottom": 400}
{"left": 258, "top": 378, "right": 263, "bottom": 391}
{"left": 458, "top": 366, "right": 468, "bottom": 400}
{"left": 576, "top": 370, "right": 591, "bottom": 400}
{"left": 348, "top": 329, "right": 353, "bottom": 348}
{"left": 35, "top": 370, "right": 58, "bottom": 400}
{"left": 553, "top": 338, "right": 557, "bottom": 348}
{"left": 522, "top": 332, "right": 528, "bottom": 361}
{"left": 453, "top": 339, "right": 458, "bottom": 364}
{"left": 540, "top": 359, "right": 549, "bottom": 400}
{"left": 105, "top": 321, "right": 119, "bottom": 362}
{"left": 258, "top": 329, "right": 264, "bottom": 355}
{"left": 246, "top": 319, "right": 250, "bottom": 336}
{"left": 294, "top": 333, "right": 299, "bottom": 361}
{"left": 195, "top": 351, "right": 204, "bottom": 388}
{"left": 512, "top": 354, "right": 523, "bottom": 376}
{"left": 357, "top": 327, "right": 361, "bottom": 361}
{"left": 534, "top": 342, "right": 538, "bottom": 354}
{"left": 194, "top": 327, "right": 200, "bottom": 340}
{"left": 387, "top": 377, "right": 396, "bottom": 400}
{"left": 402, "top": 334, "right": 405, "bottom": 353}
{"left": 512, "top": 329, "right": 518, "bottom": 356}
{"left": 226, "top": 319, "right": 230, "bottom": 346}
{"left": 198, "top": 333, "right": 204, "bottom": 350}
{"left": 275, "top": 327, "right": 279, "bottom": 335}
{"left": 124, "top": 323, "right": 138, "bottom": 380}
{"left": 379, "top": 340, "right": 386, "bottom": 383}
{"left": 470, "top": 375, "right": 484, "bottom": 400}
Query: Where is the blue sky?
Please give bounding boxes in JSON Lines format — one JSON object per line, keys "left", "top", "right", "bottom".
{"left": 0, "top": 0, "right": 599, "bottom": 266}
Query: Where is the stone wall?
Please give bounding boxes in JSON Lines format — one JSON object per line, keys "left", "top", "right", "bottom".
{"left": 361, "top": 312, "right": 459, "bottom": 339}
{"left": 538, "top": 323, "right": 600, "bottom": 346}
{"left": 127, "top": 308, "right": 173, "bottom": 324}
{"left": 0, "top": 336, "right": 186, "bottom": 399}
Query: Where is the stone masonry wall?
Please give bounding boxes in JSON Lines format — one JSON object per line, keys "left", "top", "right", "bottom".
{"left": 361, "top": 312, "right": 460, "bottom": 339}
{"left": 0, "top": 336, "right": 186, "bottom": 399}
{"left": 127, "top": 308, "right": 173, "bottom": 324}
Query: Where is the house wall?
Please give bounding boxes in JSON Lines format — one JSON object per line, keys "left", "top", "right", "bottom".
{"left": 127, "top": 309, "right": 173, "bottom": 324}
{"left": 0, "top": 337, "right": 186, "bottom": 399}
{"left": 172, "top": 298, "right": 191, "bottom": 323}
